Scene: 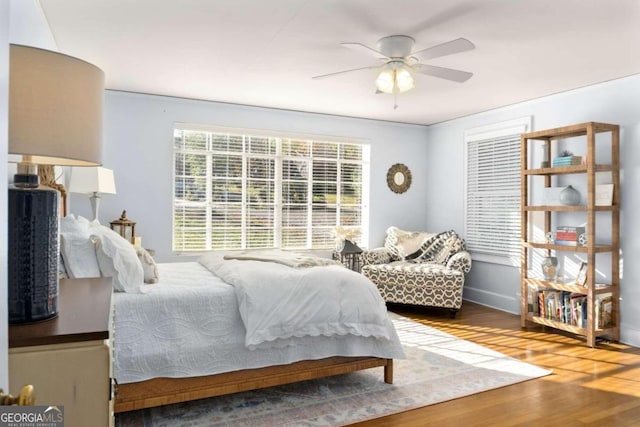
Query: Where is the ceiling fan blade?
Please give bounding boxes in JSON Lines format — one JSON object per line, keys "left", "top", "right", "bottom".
{"left": 312, "top": 65, "right": 380, "bottom": 80}
{"left": 411, "top": 37, "right": 475, "bottom": 61}
{"left": 413, "top": 64, "right": 473, "bottom": 83}
{"left": 341, "top": 43, "right": 388, "bottom": 60}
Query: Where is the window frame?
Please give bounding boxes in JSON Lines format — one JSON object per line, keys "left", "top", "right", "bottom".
{"left": 463, "top": 117, "right": 531, "bottom": 266}
{"left": 172, "top": 124, "right": 370, "bottom": 254}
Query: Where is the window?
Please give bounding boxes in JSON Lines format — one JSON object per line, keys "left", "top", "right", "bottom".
{"left": 173, "top": 125, "right": 369, "bottom": 252}
{"left": 464, "top": 117, "right": 531, "bottom": 265}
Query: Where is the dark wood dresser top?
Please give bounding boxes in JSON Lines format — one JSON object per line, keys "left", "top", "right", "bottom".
{"left": 9, "top": 277, "right": 112, "bottom": 348}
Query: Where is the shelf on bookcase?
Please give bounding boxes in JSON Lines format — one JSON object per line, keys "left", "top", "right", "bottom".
{"left": 524, "top": 314, "right": 615, "bottom": 337}
{"left": 524, "top": 205, "right": 617, "bottom": 212}
{"left": 523, "top": 242, "right": 614, "bottom": 253}
{"left": 521, "top": 122, "right": 618, "bottom": 139}
{"left": 523, "top": 164, "right": 612, "bottom": 175}
{"left": 523, "top": 278, "right": 613, "bottom": 294}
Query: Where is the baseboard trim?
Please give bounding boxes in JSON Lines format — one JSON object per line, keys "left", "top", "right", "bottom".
{"left": 463, "top": 286, "right": 519, "bottom": 315}
{"left": 620, "top": 323, "right": 640, "bottom": 349}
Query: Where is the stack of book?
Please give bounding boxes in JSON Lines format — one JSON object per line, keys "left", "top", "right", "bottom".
{"left": 535, "top": 289, "right": 612, "bottom": 329}
{"left": 555, "top": 225, "right": 586, "bottom": 246}
{"left": 552, "top": 155, "right": 583, "bottom": 167}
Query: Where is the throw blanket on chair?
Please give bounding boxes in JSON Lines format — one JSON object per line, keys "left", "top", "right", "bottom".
{"left": 406, "top": 230, "right": 467, "bottom": 265}
{"left": 199, "top": 252, "right": 393, "bottom": 350}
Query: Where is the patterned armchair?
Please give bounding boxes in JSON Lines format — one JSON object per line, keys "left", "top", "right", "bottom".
{"left": 361, "top": 227, "right": 472, "bottom": 318}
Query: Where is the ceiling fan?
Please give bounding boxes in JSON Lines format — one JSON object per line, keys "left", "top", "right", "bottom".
{"left": 313, "top": 35, "right": 475, "bottom": 108}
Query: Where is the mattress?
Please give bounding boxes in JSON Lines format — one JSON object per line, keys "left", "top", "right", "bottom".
{"left": 113, "top": 262, "right": 405, "bottom": 384}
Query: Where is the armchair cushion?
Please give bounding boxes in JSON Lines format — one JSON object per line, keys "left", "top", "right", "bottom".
{"left": 408, "top": 230, "right": 467, "bottom": 265}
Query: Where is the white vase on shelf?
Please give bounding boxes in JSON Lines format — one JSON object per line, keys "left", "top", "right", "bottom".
{"left": 559, "top": 185, "right": 580, "bottom": 205}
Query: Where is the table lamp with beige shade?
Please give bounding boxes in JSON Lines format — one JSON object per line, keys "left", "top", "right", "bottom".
{"left": 8, "top": 44, "right": 104, "bottom": 324}
{"left": 68, "top": 167, "right": 117, "bottom": 222}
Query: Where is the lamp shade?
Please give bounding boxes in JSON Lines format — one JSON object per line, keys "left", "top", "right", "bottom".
{"left": 8, "top": 45, "right": 104, "bottom": 324}
{"left": 68, "top": 167, "right": 117, "bottom": 195}
{"left": 375, "top": 69, "right": 395, "bottom": 93}
{"left": 9, "top": 44, "right": 104, "bottom": 165}
{"left": 395, "top": 68, "right": 414, "bottom": 93}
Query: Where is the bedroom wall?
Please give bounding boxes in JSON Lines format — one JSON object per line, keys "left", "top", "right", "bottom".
{"left": 67, "top": 91, "right": 430, "bottom": 262}
{"left": 426, "top": 74, "right": 640, "bottom": 347}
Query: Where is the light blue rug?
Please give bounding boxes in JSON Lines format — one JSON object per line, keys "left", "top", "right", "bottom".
{"left": 117, "top": 314, "right": 551, "bottom": 426}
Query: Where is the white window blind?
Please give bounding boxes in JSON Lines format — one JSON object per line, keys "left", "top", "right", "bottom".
{"left": 464, "top": 118, "right": 530, "bottom": 264}
{"left": 173, "top": 126, "right": 368, "bottom": 252}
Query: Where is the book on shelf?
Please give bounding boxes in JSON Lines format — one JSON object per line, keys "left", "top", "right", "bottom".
{"left": 596, "top": 294, "right": 613, "bottom": 329}
{"left": 538, "top": 290, "right": 545, "bottom": 318}
{"left": 556, "top": 226, "right": 585, "bottom": 237}
{"left": 552, "top": 155, "right": 583, "bottom": 166}
{"left": 544, "top": 290, "right": 557, "bottom": 321}
{"left": 570, "top": 294, "right": 587, "bottom": 327}
{"left": 595, "top": 184, "right": 614, "bottom": 206}
{"left": 554, "top": 240, "right": 579, "bottom": 246}
{"left": 527, "top": 284, "right": 540, "bottom": 314}
{"left": 562, "top": 292, "right": 572, "bottom": 324}
{"left": 555, "top": 226, "right": 586, "bottom": 246}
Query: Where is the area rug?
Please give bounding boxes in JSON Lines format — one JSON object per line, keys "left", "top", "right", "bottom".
{"left": 116, "top": 313, "right": 551, "bottom": 427}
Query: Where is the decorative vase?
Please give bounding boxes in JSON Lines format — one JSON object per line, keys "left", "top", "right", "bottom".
{"left": 559, "top": 185, "right": 580, "bottom": 205}
{"left": 541, "top": 256, "right": 558, "bottom": 281}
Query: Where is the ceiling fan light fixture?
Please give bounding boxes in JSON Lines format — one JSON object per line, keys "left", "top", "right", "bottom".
{"left": 375, "top": 68, "right": 395, "bottom": 93}
{"left": 395, "top": 68, "right": 414, "bottom": 93}
{"left": 375, "top": 65, "right": 414, "bottom": 94}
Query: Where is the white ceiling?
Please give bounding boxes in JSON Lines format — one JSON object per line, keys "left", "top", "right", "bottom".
{"left": 38, "top": 0, "right": 640, "bottom": 126}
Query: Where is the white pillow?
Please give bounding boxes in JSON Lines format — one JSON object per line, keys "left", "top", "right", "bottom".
{"left": 59, "top": 214, "right": 100, "bottom": 278}
{"left": 136, "top": 247, "right": 159, "bottom": 284}
{"left": 60, "top": 234, "right": 100, "bottom": 278}
{"left": 90, "top": 224, "right": 144, "bottom": 293}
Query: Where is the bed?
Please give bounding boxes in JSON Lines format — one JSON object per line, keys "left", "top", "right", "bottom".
{"left": 58, "top": 215, "right": 403, "bottom": 412}
{"left": 111, "top": 254, "right": 405, "bottom": 413}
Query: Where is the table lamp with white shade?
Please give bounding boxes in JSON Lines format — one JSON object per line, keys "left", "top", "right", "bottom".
{"left": 8, "top": 44, "right": 104, "bottom": 324}
{"left": 69, "top": 167, "right": 117, "bottom": 222}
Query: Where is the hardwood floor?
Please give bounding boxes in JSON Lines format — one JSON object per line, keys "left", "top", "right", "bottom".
{"left": 352, "top": 301, "right": 640, "bottom": 427}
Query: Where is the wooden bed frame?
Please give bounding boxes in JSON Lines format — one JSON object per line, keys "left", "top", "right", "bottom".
{"left": 114, "top": 356, "right": 393, "bottom": 412}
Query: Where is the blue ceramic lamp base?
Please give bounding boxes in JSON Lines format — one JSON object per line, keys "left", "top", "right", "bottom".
{"left": 8, "top": 172, "right": 59, "bottom": 324}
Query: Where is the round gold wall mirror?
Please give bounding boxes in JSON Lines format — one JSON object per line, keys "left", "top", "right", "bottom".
{"left": 386, "top": 163, "right": 412, "bottom": 194}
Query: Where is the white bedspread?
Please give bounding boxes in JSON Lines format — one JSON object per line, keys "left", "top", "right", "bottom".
{"left": 200, "top": 252, "right": 391, "bottom": 350}
{"left": 114, "top": 262, "right": 405, "bottom": 384}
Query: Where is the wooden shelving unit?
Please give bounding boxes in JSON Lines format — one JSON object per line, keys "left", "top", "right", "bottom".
{"left": 520, "top": 122, "right": 620, "bottom": 347}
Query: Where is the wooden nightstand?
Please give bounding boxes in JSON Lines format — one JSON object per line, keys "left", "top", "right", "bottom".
{"left": 9, "top": 277, "right": 114, "bottom": 427}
